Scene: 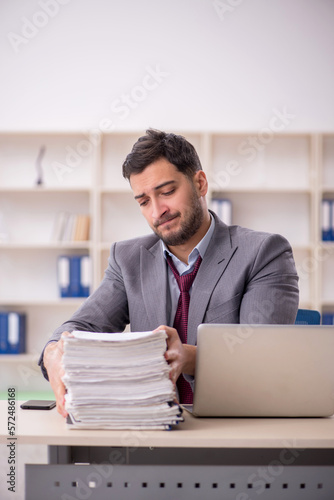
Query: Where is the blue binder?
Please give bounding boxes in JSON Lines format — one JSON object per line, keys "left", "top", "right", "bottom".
{"left": 0, "top": 313, "right": 8, "bottom": 353}
{"left": 69, "top": 255, "right": 82, "bottom": 297}
{"left": 0, "top": 312, "right": 26, "bottom": 354}
{"left": 322, "top": 313, "right": 334, "bottom": 325}
{"left": 58, "top": 256, "right": 71, "bottom": 297}
{"left": 80, "top": 255, "right": 91, "bottom": 297}
{"left": 58, "top": 255, "right": 91, "bottom": 298}
{"left": 322, "top": 199, "right": 332, "bottom": 241}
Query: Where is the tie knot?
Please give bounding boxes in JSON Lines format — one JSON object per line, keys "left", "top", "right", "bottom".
{"left": 167, "top": 254, "right": 202, "bottom": 293}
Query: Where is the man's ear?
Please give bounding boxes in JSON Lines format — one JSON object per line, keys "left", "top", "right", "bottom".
{"left": 193, "top": 170, "right": 208, "bottom": 197}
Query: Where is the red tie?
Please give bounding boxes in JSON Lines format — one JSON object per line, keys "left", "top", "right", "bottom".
{"left": 166, "top": 254, "right": 202, "bottom": 404}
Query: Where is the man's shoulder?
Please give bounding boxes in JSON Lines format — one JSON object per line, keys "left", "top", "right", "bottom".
{"left": 113, "top": 233, "right": 160, "bottom": 256}
{"left": 228, "top": 224, "right": 276, "bottom": 240}
{"left": 225, "top": 223, "right": 292, "bottom": 252}
{"left": 213, "top": 216, "right": 291, "bottom": 251}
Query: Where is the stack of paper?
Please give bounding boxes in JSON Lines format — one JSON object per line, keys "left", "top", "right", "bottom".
{"left": 62, "top": 330, "right": 183, "bottom": 430}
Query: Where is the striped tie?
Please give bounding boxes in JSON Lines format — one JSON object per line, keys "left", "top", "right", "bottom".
{"left": 166, "top": 254, "right": 202, "bottom": 403}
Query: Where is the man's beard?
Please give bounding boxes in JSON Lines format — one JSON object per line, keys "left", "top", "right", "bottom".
{"left": 152, "top": 189, "right": 204, "bottom": 247}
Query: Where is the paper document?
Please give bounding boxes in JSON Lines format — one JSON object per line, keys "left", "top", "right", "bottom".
{"left": 62, "top": 330, "right": 183, "bottom": 430}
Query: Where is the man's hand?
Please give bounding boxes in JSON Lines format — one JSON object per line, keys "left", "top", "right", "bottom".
{"left": 43, "top": 332, "right": 71, "bottom": 417}
{"left": 154, "top": 325, "right": 196, "bottom": 386}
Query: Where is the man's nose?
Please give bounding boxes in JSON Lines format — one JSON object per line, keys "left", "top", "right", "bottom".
{"left": 151, "top": 198, "right": 167, "bottom": 221}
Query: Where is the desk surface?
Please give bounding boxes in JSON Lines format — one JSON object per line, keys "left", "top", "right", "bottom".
{"left": 1, "top": 401, "right": 334, "bottom": 449}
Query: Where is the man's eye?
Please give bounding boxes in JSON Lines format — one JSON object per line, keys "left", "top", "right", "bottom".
{"left": 139, "top": 200, "right": 149, "bottom": 207}
{"left": 163, "top": 189, "right": 175, "bottom": 196}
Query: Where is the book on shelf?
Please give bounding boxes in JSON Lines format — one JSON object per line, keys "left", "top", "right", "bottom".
{"left": 210, "top": 198, "right": 232, "bottom": 225}
{"left": 322, "top": 313, "right": 334, "bottom": 325}
{"left": 0, "top": 312, "right": 26, "bottom": 354}
{"left": 63, "top": 330, "right": 183, "bottom": 430}
{"left": 57, "top": 255, "right": 92, "bottom": 298}
{"left": 321, "top": 199, "right": 334, "bottom": 241}
{"left": 52, "top": 212, "right": 90, "bottom": 242}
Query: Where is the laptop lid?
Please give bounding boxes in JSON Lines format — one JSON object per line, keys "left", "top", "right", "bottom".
{"left": 190, "top": 324, "right": 334, "bottom": 417}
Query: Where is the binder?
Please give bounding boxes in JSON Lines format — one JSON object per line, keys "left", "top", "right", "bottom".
{"left": 69, "top": 255, "right": 82, "bottom": 297}
{"left": 322, "top": 199, "right": 332, "bottom": 241}
{"left": 80, "top": 255, "right": 92, "bottom": 297}
{"left": 58, "top": 255, "right": 92, "bottom": 298}
{"left": 0, "top": 312, "right": 26, "bottom": 354}
{"left": 7, "top": 313, "right": 26, "bottom": 354}
{"left": 211, "top": 198, "right": 232, "bottom": 225}
{"left": 221, "top": 199, "right": 232, "bottom": 225}
{"left": 322, "top": 313, "right": 334, "bottom": 325}
{"left": 0, "top": 313, "right": 8, "bottom": 353}
{"left": 58, "top": 256, "right": 70, "bottom": 297}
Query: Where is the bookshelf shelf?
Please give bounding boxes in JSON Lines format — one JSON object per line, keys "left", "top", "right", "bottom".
{"left": 0, "top": 298, "right": 85, "bottom": 307}
{"left": 0, "top": 353, "right": 40, "bottom": 363}
{"left": 0, "top": 130, "right": 332, "bottom": 390}
{"left": 0, "top": 242, "right": 92, "bottom": 250}
{"left": 322, "top": 301, "right": 334, "bottom": 308}
{"left": 0, "top": 187, "right": 91, "bottom": 193}
{"left": 319, "top": 241, "right": 334, "bottom": 247}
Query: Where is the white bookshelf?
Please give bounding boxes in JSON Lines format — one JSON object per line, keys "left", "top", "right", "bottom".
{"left": 0, "top": 130, "right": 333, "bottom": 393}
{"left": 0, "top": 132, "right": 96, "bottom": 395}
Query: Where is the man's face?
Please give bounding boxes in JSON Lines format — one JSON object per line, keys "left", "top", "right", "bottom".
{"left": 130, "top": 158, "right": 205, "bottom": 247}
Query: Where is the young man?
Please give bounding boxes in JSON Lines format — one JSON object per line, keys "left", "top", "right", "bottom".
{"left": 39, "top": 129, "right": 299, "bottom": 416}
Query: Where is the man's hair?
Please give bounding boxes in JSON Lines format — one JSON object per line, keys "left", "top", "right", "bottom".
{"left": 122, "top": 129, "right": 202, "bottom": 180}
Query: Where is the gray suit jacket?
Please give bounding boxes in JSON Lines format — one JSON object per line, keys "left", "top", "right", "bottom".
{"left": 39, "top": 212, "right": 299, "bottom": 379}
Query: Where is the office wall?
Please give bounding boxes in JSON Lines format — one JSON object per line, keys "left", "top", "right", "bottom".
{"left": 1, "top": 0, "right": 334, "bottom": 132}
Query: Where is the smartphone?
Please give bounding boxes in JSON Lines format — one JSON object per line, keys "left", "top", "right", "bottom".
{"left": 20, "top": 400, "right": 56, "bottom": 410}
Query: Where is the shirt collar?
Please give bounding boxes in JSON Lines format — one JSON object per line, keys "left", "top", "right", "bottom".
{"left": 162, "top": 213, "right": 215, "bottom": 271}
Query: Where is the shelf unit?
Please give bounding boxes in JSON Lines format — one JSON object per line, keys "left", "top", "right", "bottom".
{"left": 0, "top": 130, "right": 333, "bottom": 393}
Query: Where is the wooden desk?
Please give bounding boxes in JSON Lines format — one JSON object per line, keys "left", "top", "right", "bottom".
{"left": 1, "top": 401, "right": 334, "bottom": 499}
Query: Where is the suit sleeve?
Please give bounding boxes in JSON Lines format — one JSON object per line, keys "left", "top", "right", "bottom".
{"left": 38, "top": 242, "right": 129, "bottom": 379}
{"left": 239, "top": 233, "right": 299, "bottom": 324}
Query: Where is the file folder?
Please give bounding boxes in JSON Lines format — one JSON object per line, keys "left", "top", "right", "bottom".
{"left": 0, "top": 312, "right": 26, "bottom": 354}
{"left": 58, "top": 255, "right": 92, "bottom": 298}
{"left": 322, "top": 199, "right": 332, "bottom": 241}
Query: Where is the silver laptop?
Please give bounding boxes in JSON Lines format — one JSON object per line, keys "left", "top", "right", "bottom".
{"left": 185, "top": 324, "right": 334, "bottom": 417}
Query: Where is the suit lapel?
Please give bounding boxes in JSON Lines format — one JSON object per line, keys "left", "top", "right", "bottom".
{"left": 140, "top": 239, "right": 169, "bottom": 328}
{"left": 139, "top": 216, "right": 238, "bottom": 337}
{"left": 187, "top": 219, "right": 238, "bottom": 345}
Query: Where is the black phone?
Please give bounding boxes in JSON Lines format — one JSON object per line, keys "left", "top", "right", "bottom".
{"left": 20, "top": 400, "right": 56, "bottom": 410}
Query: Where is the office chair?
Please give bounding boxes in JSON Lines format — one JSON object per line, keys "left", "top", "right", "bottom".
{"left": 295, "top": 309, "right": 321, "bottom": 325}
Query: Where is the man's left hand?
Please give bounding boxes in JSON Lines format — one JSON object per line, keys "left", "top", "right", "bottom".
{"left": 154, "top": 325, "right": 196, "bottom": 385}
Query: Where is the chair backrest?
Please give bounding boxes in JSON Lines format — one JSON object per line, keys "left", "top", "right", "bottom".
{"left": 295, "top": 309, "right": 321, "bottom": 325}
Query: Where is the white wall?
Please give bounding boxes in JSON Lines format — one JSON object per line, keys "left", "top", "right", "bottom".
{"left": 1, "top": 0, "right": 334, "bottom": 132}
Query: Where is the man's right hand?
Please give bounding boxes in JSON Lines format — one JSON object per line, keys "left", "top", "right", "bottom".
{"left": 43, "top": 332, "right": 70, "bottom": 417}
